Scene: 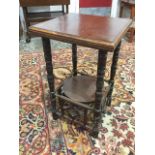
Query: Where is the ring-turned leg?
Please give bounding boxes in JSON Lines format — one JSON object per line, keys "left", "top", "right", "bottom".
{"left": 72, "top": 43, "right": 77, "bottom": 76}
{"left": 23, "top": 7, "right": 31, "bottom": 43}
{"left": 91, "top": 50, "right": 108, "bottom": 137}
{"left": 42, "top": 37, "right": 58, "bottom": 119}
{"left": 107, "top": 41, "right": 121, "bottom": 106}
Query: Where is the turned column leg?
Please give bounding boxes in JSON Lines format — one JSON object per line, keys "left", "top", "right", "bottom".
{"left": 107, "top": 42, "right": 121, "bottom": 106}
{"left": 66, "top": 5, "right": 69, "bottom": 14}
{"left": 119, "top": 5, "right": 124, "bottom": 17}
{"left": 129, "top": 5, "right": 135, "bottom": 42}
{"left": 129, "top": 28, "right": 135, "bottom": 43}
{"left": 91, "top": 50, "right": 108, "bottom": 137}
{"left": 72, "top": 43, "right": 77, "bottom": 76}
{"left": 62, "top": 5, "right": 65, "bottom": 14}
{"left": 130, "top": 5, "right": 135, "bottom": 20}
{"left": 42, "top": 37, "right": 58, "bottom": 120}
{"left": 23, "top": 7, "right": 31, "bottom": 43}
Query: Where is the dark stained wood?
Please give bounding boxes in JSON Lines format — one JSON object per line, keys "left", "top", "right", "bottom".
{"left": 42, "top": 37, "right": 58, "bottom": 119}
{"left": 120, "top": 0, "right": 135, "bottom": 19}
{"left": 128, "top": 27, "right": 135, "bottom": 42}
{"left": 55, "top": 94, "right": 94, "bottom": 111}
{"left": 72, "top": 43, "right": 77, "bottom": 76}
{"left": 121, "top": 0, "right": 135, "bottom": 7}
{"left": 23, "top": 7, "right": 31, "bottom": 42}
{"left": 29, "top": 13, "right": 132, "bottom": 50}
{"left": 120, "top": 0, "right": 135, "bottom": 42}
{"left": 62, "top": 5, "right": 65, "bottom": 14}
{"left": 42, "top": 38, "right": 55, "bottom": 92}
{"left": 19, "top": 16, "right": 23, "bottom": 40}
{"left": 83, "top": 109, "right": 88, "bottom": 125}
{"left": 91, "top": 50, "right": 108, "bottom": 137}
{"left": 32, "top": 13, "right": 130, "bottom": 137}
{"left": 27, "top": 11, "right": 65, "bottom": 22}
{"left": 57, "top": 86, "right": 64, "bottom": 116}
{"left": 20, "top": 0, "right": 70, "bottom": 42}
{"left": 63, "top": 76, "right": 109, "bottom": 103}
{"left": 19, "top": 0, "right": 70, "bottom": 7}
{"left": 107, "top": 42, "right": 121, "bottom": 106}
{"left": 66, "top": 4, "right": 69, "bottom": 13}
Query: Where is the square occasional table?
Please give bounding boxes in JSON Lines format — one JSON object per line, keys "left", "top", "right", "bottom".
{"left": 29, "top": 13, "right": 131, "bottom": 137}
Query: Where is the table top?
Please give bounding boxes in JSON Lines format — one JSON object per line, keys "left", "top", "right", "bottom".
{"left": 20, "top": 0, "right": 70, "bottom": 7}
{"left": 29, "top": 13, "right": 132, "bottom": 50}
{"left": 121, "top": 0, "right": 135, "bottom": 5}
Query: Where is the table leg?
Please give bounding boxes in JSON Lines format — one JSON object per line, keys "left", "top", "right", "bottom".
{"left": 129, "top": 27, "right": 135, "bottom": 42}
{"left": 66, "top": 5, "right": 69, "bottom": 14}
{"left": 107, "top": 42, "right": 121, "bottom": 106}
{"left": 119, "top": 5, "right": 124, "bottom": 17}
{"left": 23, "top": 7, "right": 31, "bottom": 43}
{"left": 42, "top": 37, "right": 57, "bottom": 119}
{"left": 91, "top": 50, "right": 108, "bottom": 137}
{"left": 130, "top": 5, "right": 135, "bottom": 19}
{"left": 72, "top": 43, "right": 77, "bottom": 76}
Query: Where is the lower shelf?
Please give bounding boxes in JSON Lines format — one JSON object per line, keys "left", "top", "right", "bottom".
{"left": 62, "top": 75, "right": 109, "bottom": 103}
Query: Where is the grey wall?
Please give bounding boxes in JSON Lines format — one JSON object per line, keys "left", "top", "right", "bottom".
{"left": 80, "top": 7, "right": 111, "bottom": 16}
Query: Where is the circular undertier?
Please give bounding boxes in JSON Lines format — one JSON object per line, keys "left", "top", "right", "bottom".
{"left": 63, "top": 75, "right": 108, "bottom": 103}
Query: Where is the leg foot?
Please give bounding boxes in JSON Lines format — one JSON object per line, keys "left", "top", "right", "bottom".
{"left": 93, "top": 50, "right": 108, "bottom": 136}
{"left": 26, "top": 35, "right": 31, "bottom": 43}
{"left": 108, "top": 42, "right": 121, "bottom": 106}
{"left": 106, "top": 97, "right": 112, "bottom": 106}
{"left": 90, "top": 129, "right": 99, "bottom": 138}
{"left": 26, "top": 38, "right": 31, "bottom": 43}
{"left": 53, "top": 112, "right": 61, "bottom": 120}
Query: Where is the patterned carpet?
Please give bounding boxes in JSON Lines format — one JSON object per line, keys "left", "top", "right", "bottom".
{"left": 19, "top": 42, "right": 135, "bottom": 155}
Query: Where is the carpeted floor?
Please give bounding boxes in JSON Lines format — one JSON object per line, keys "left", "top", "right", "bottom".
{"left": 19, "top": 42, "right": 135, "bottom": 155}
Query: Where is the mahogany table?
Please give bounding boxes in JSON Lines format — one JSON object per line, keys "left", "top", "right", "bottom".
{"left": 29, "top": 13, "right": 131, "bottom": 137}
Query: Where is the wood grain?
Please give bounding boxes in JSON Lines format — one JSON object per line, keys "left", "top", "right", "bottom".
{"left": 29, "top": 14, "right": 132, "bottom": 50}
{"left": 20, "top": 0, "right": 70, "bottom": 7}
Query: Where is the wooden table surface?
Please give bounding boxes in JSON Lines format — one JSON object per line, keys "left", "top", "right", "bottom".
{"left": 20, "top": 0, "right": 70, "bottom": 6}
{"left": 29, "top": 13, "right": 132, "bottom": 50}
{"left": 121, "top": 0, "right": 135, "bottom": 5}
